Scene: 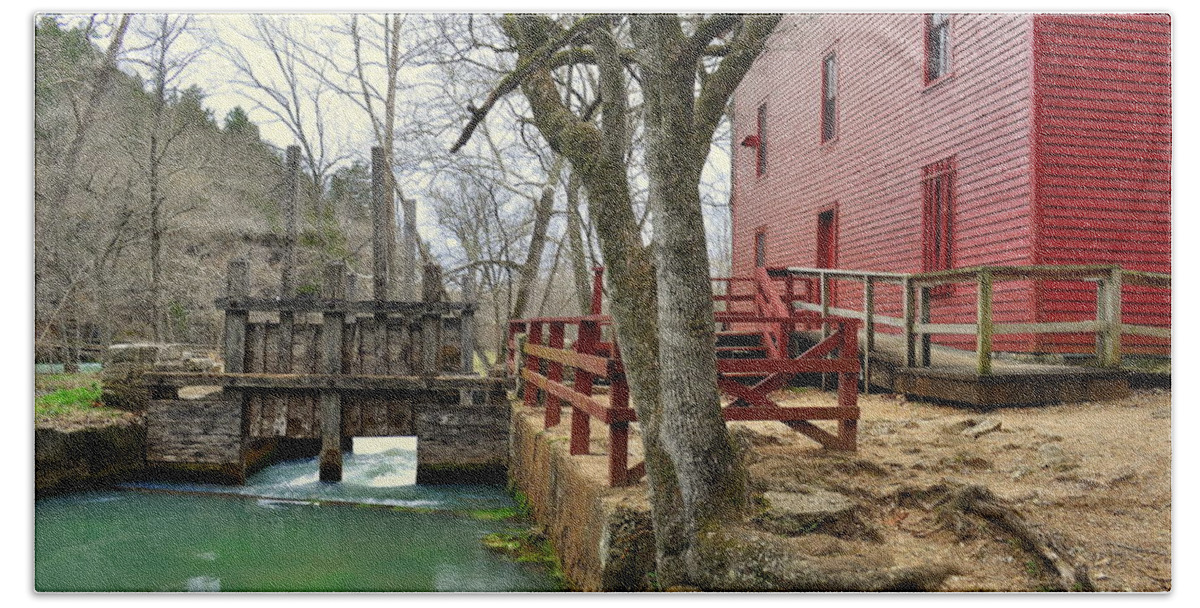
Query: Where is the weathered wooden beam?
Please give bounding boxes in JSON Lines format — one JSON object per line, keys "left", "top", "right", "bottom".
{"left": 522, "top": 343, "right": 612, "bottom": 377}
{"left": 1097, "top": 267, "right": 1123, "bottom": 368}
{"left": 280, "top": 145, "right": 300, "bottom": 298}
{"left": 460, "top": 268, "right": 477, "bottom": 407}
{"left": 903, "top": 276, "right": 916, "bottom": 368}
{"left": 142, "top": 371, "right": 512, "bottom": 391}
{"left": 863, "top": 276, "right": 875, "bottom": 394}
{"left": 223, "top": 257, "right": 250, "bottom": 374}
{"left": 372, "top": 146, "right": 391, "bottom": 301}
{"left": 976, "top": 270, "right": 993, "bottom": 376}
{"left": 521, "top": 369, "right": 638, "bottom": 424}
{"left": 1121, "top": 324, "right": 1170, "bottom": 339}
{"left": 214, "top": 297, "right": 475, "bottom": 314}
{"left": 421, "top": 264, "right": 443, "bottom": 376}
{"left": 320, "top": 262, "right": 346, "bottom": 482}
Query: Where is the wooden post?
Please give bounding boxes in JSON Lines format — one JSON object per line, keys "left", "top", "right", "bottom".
{"left": 1097, "top": 267, "right": 1123, "bottom": 368}
{"left": 919, "top": 285, "right": 932, "bottom": 367}
{"left": 223, "top": 256, "right": 250, "bottom": 482}
{"left": 523, "top": 322, "right": 543, "bottom": 409}
{"left": 570, "top": 320, "right": 599, "bottom": 455}
{"left": 863, "top": 276, "right": 874, "bottom": 394}
{"left": 223, "top": 257, "right": 250, "bottom": 374}
{"left": 371, "top": 147, "right": 391, "bottom": 302}
{"left": 460, "top": 269, "right": 477, "bottom": 406}
{"left": 976, "top": 270, "right": 993, "bottom": 376}
{"left": 903, "top": 276, "right": 916, "bottom": 367}
{"left": 837, "top": 320, "right": 859, "bottom": 451}
{"left": 544, "top": 322, "right": 565, "bottom": 427}
{"left": 280, "top": 146, "right": 300, "bottom": 298}
{"left": 421, "top": 264, "right": 443, "bottom": 376}
{"left": 319, "top": 262, "right": 346, "bottom": 482}
{"left": 278, "top": 146, "right": 300, "bottom": 375}
{"left": 820, "top": 271, "right": 831, "bottom": 389}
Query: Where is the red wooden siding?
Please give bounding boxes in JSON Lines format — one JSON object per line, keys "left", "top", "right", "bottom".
{"left": 730, "top": 14, "right": 1039, "bottom": 351}
{"left": 1032, "top": 14, "right": 1171, "bottom": 353}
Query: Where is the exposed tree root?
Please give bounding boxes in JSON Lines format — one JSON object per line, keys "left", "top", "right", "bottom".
{"left": 932, "top": 485, "right": 1094, "bottom": 591}
{"left": 689, "top": 526, "right": 958, "bottom": 591}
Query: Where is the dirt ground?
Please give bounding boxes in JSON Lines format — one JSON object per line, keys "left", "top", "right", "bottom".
{"left": 725, "top": 387, "right": 1171, "bottom": 592}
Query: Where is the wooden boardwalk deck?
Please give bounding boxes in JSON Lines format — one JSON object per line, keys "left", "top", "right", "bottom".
{"left": 800, "top": 331, "right": 1132, "bottom": 408}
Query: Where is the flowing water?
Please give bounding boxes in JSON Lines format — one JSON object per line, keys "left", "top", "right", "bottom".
{"left": 35, "top": 438, "right": 559, "bottom": 592}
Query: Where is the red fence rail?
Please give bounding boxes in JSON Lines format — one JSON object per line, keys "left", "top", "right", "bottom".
{"left": 508, "top": 267, "right": 862, "bottom": 487}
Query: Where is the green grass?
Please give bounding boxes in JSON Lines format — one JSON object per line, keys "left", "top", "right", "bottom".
{"left": 35, "top": 372, "right": 123, "bottom": 423}
{"left": 35, "top": 383, "right": 104, "bottom": 417}
{"left": 35, "top": 371, "right": 101, "bottom": 394}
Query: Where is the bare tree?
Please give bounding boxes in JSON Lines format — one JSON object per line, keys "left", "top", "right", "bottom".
{"left": 456, "top": 13, "right": 768, "bottom": 587}
{"left": 220, "top": 15, "right": 347, "bottom": 200}
{"left": 123, "top": 14, "right": 204, "bottom": 340}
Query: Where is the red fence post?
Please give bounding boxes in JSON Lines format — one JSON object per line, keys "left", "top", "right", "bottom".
{"left": 523, "top": 321, "right": 543, "bottom": 410}
{"left": 837, "top": 320, "right": 860, "bottom": 450}
{"left": 571, "top": 320, "right": 600, "bottom": 455}
{"left": 545, "top": 322, "right": 565, "bottom": 427}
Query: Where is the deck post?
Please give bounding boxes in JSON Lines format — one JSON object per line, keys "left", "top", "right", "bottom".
{"left": 863, "top": 276, "right": 875, "bottom": 393}
{"left": 820, "top": 272, "right": 831, "bottom": 389}
{"left": 319, "top": 262, "right": 347, "bottom": 482}
{"left": 903, "top": 276, "right": 916, "bottom": 367}
{"left": 421, "top": 264, "right": 443, "bottom": 376}
{"left": 919, "top": 285, "right": 932, "bottom": 367}
{"left": 976, "top": 270, "right": 994, "bottom": 376}
{"left": 1097, "top": 267, "right": 1123, "bottom": 368}
{"left": 837, "top": 320, "right": 859, "bottom": 450}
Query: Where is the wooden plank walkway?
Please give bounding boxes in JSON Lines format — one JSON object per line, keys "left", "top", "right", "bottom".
{"left": 811, "top": 331, "right": 1132, "bottom": 407}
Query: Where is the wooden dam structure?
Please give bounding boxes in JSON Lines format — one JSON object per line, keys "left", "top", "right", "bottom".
{"left": 141, "top": 146, "right": 508, "bottom": 484}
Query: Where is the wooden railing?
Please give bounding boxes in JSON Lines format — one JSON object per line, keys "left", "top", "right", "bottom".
{"left": 508, "top": 268, "right": 862, "bottom": 487}
{"left": 774, "top": 264, "right": 1171, "bottom": 376}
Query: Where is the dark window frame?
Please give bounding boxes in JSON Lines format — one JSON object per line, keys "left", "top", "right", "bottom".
{"left": 925, "top": 13, "right": 952, "bottom": 84}
{"left": 821, "top": 52, "right": 838, "bottom": 143}
{"left": 754, "top": 229, "right": 767, "bottom": 268}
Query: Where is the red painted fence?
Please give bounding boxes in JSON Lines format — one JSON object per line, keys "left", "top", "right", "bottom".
{"left": 508, "top": 268, "right": 861, "bottom": 487}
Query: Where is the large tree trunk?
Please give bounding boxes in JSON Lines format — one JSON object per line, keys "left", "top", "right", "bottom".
{"left": 469, "top": 13, "right": 781, "bottom": 589}
{"left": 631, "top": 15, "right": 748, "bottom": 583}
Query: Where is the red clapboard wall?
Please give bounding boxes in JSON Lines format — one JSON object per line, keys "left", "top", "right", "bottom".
{"left": 1031, "top": 14, "right": 1171, "bottom": 354}
{"left": 729, "top": 13, "right": 1170, "bottom": 355}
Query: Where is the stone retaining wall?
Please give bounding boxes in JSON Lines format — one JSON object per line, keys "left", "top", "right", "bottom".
{"left": 508, "top": 403, "right": 655, "bottom": 591}
{"left": 35, "top": 421, "right": 146, "bottom": 496}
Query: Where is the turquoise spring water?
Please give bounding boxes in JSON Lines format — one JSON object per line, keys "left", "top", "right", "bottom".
{"left": 34, "top": 439, "right": 559, "bottom": 592}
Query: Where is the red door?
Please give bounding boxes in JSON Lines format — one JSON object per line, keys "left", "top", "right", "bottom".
{"left": 817, "top": 209, "right": 836, "bottom": 268}
{"left": 816, "top": 209, "right": 837, "bottom": 305}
